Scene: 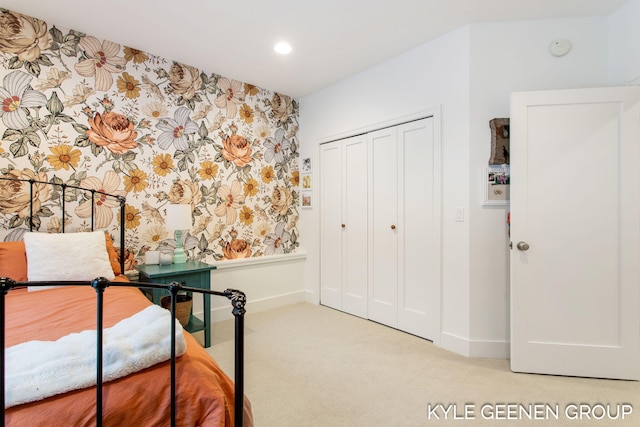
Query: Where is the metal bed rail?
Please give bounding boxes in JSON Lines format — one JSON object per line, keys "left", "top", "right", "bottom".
{"left": 0, "top": 176, "right": 127, "bottom": 275}
{"left": 0, "top": 277, "right": 246, "bottom": 427}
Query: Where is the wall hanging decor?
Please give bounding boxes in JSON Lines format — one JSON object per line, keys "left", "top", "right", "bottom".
{"left": 489, "top": 118, "right": 510, "bottom": 165}
{"left": 483, "top": 165, "right": 510, "bottom": 205}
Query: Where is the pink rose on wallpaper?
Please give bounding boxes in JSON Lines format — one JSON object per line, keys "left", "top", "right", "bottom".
{"left": 87, "top": 111, "right": 139, "bottom": 154}
{"left": 0, "top": 11, "right": 52, "bottom": 62}
{"left": 222, "top": 134, "right": 252, "bottom": 167}
{"left": 222, "top": 239, "right": 252, "bottom": 260}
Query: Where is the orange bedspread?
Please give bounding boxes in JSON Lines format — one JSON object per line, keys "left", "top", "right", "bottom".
{"left": 4, "top": 282, "right": 252, "bottom": 426}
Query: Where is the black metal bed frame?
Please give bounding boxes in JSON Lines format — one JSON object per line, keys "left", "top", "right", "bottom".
{"left": 0, "top": 177, "right": 246, "bottom": 427}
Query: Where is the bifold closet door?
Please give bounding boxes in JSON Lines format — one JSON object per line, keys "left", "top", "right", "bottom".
{"left": 367, "top": 118, "right": 438, "bottom": 340}
{"left": 319, "top": 136, "right": 368, "bottom": 318}
{"left": 319, "top": 141, "right": 342, "bottom": 310}
{"left": 368, "top": 127, "right": 399, "bottom": 327}
{"left": 397, "top": 118, "right": 437, "bottom": 340}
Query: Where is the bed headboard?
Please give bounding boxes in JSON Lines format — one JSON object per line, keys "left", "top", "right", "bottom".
{"left": 0, "top": 176, "right": 127, "bottom": 275}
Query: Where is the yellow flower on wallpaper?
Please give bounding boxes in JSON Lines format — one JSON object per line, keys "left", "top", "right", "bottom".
{"left": 239, "top": 206, "right": 254, "bottom": 225}
{"left": 74, "top": 36, "right": 127, "bottom": 91}
{"left": 290, "top": 170, "right": 300, "bottom": 187}
{"left": 261, "top": 165, "right": 275, "bottom": 183}
{"left": 198, "top": 161, "right": 219, "bottom": 180}
{"left": 123, "top": 169, "right": 148, "bottom": 193}
{"left": 123, "top": 46, "right": 148, "bottom": 64}
{"left": 214, "top": 180, "right": 245, "bottom": 225}
{"left": 244, "top": 83, "right": 259, "bottom": 97}
{"left": 123, "top": 204, "right": 141, "bottom": 229}
{"left": 239, "top": 103, "right": 254, "bottom": 124}
{"left": 117, "top": 72, "right": 141, "bottom": 99}
{"left": 244, "top": 178, "right": 259, "bottom": 197}
{"left": 152, "top": 153, "right": 174, "bottom": 176}
{"left": 46, "top": 144, "right": 81, "bottom": 170}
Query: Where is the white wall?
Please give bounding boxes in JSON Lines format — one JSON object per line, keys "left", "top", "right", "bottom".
{"left": 300, "top": 26, "right": 473, "bottom": 350}
{"left": 192, "top": 254, "right": 308, "bottom": 323}
{"left": 300, "top": 11, "right": 629, "bottom": 358}
{"left": 608, "top": 0, "right": 640, "bottom": 85}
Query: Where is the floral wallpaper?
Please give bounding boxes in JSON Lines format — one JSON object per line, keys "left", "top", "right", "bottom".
{"left": 0, "top": 9, "right": 300, "bottom": 268}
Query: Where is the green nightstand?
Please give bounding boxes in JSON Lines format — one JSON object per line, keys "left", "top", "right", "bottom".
{"left": 135, "top": 260, "right": 216, "bottom": 347}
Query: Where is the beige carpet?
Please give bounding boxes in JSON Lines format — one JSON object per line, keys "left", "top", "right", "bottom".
{"left": 207, "top": 303, "right": 639, "bottom": 426}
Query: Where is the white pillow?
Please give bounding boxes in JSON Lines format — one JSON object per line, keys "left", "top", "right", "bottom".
{"left": 24, "top": 231, "right": 116, "bottom": 284}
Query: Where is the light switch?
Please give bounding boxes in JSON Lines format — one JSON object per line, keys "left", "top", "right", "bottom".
{"left": 455, "top": 207, "right": 464, "bottom": 222}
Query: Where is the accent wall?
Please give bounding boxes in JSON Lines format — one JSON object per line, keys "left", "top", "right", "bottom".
{"left": 0, "top": 8, "right": 301, "bottom": 269}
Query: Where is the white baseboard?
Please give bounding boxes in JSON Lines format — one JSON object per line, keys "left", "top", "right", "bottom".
{"left": 440, "top": 332, "right": 509, "bottom": 359}
{"left": 209, "top": 290, "right": 307, "bottom": 323}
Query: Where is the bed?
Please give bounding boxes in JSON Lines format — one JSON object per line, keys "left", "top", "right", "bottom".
{"left": 0, "top": 177, "right": 252, "bottom": 426}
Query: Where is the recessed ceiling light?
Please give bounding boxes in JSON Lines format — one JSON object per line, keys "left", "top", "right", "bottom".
{"left": 274, "top": 42, "right": 292, "bottom": 55}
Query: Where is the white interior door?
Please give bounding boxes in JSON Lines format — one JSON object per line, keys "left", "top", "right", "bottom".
{"left": 342, "top": 135, "right": 369, "bottom": 318}
{"left": 510, "top": 86, "right": 640, "bottom": 380}
{"left": 319, "top": 141, "right": 343, "bottom": 310}
{"left": 397, "top": 118, "right": 439, "bottom": 340}
{"left": 368, "top": 127, "right": 398, "bottom": 327}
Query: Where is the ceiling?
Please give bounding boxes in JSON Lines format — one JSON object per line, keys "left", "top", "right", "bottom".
{"left": 0, "top": 0, "right": 629, "bottom": 98}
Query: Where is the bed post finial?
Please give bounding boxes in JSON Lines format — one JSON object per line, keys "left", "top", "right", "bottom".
{"left": 0, "top": 277, "right": 17, "bottom": 294}
{"left": 224, "top": 289, "right": 247, "bottom": 317}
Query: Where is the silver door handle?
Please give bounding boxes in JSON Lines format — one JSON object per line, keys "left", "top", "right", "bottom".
{"left": 516, "top": 241, "right": 530, "bottom": 251}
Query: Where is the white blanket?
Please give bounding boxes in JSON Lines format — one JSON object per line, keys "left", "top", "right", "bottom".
{"left": 6, "top": 305, "right": 187, "bottom": 408}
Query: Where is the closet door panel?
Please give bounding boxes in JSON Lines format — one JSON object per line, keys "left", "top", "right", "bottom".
{"left": 368, "top": 128, "right": 398, "bottom": 327}
{"left": 342, "top": 136, "right": 369, "bottom": 318}
{"left": 320, "top": 142, "right": 343, "bottom": 310}
{"left": 398, "top": 118, "right": 436, "bottom": 339}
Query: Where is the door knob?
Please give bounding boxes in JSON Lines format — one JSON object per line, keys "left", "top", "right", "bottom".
{"left": 516, "top": 241, "right": 530, "bottom": 251}
{"left": 391, "top": 225, "right": 396, "bottom": 230}
{"left": 341, "top": 224, "right": 345, "bottom": 228}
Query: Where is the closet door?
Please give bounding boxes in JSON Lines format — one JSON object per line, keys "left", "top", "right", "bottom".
{"left": 320, "top": 136, "right": 368, "bottom": 317}
{"left": 319, "top": 141, "right": 343, "bottom": 310}
{"left": 341, "top": 136, "right": 369, "bottom": 318}
{"left": 368, "top": 127, "right": 399, "bottom": 327}
{"left": 397, "top": 118, "right": 438, "bottom": 340}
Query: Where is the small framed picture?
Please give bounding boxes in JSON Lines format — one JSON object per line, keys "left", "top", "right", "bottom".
{"left": 483, "top": 165, "right": 510, "bottom": 205}
{"left": 301, "top": 157, "right": 312, "bottom": 173}
{"left": 301, "top": 190, "right": 312, "bottom": 208}
{"left": 302, "top": 173, "right": 312, "bottom": 189}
